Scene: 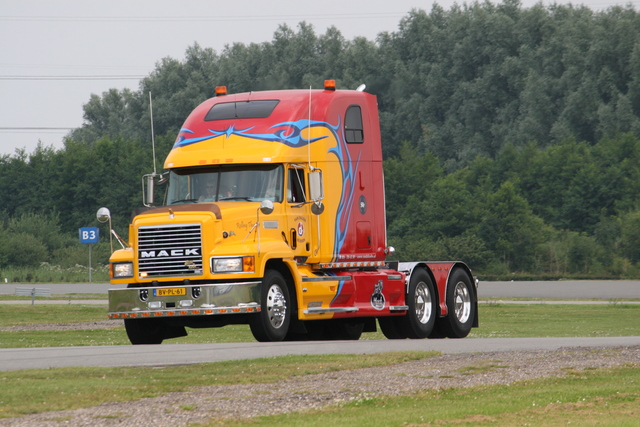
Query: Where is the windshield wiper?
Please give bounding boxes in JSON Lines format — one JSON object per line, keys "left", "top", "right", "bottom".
{"left": 218, "top": 196, "right": 254, "bottom": 201}
{"left": 170, "top": 198, "right": 198, "bottom": 204}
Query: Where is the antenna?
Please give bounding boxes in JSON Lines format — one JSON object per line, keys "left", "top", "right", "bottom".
{"left": 307, "top": 85, "right": 312, "bottom": 170}
{"left": 149, "top": 91, "right": 157, "bottom": 176}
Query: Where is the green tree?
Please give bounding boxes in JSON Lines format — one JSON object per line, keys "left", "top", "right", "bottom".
{"left": 478, "top": 181, "right": 548, "bottom": 271}
{"left": 619, "top": 210, "right": 640, "bottom": 264}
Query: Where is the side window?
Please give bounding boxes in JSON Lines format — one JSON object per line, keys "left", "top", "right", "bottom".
{"left": 288, "top": 169, "right": 306, "bottom": 203}
{"left": 344, "top": 105, "right": 364, "bottom": 144}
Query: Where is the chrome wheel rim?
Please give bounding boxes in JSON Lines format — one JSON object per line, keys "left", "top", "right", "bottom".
{"left": 453, "top": 281, "right": 471, "bottom": 324}
{"left": 266, "top": 284, "right": 287, "bottom": 329}
{"left": 415, "top": 281, "right": 432, "bottom": 324}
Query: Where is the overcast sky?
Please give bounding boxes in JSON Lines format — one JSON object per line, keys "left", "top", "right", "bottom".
{"left": 1, "top": 0, "right": 637, "bottom": 156}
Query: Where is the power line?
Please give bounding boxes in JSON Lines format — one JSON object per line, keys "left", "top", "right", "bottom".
{"left": 0, "top": 12, "right": 406, "bottom": 23}
{"left": 0, "top": 127, "right": 75, "bottom": 133}
{"left": 0, "top": 127, "right": 75, "bottom": 130}
{"left": 0, "top": 3, "right": 637, "bottom": 25}
{"left": 0, "top": 75, "right": 145, "bottom": 81}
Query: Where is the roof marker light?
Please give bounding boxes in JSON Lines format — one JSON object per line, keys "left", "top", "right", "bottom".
{"left": 215, "top": 86, "right": 227, "bottom": 96}
{"left": 324, "top": 80, "right": 336, "bottom": 91}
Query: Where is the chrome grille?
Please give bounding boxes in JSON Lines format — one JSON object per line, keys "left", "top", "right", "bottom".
{"left": 137, "top": 223, "right": 203, "bottom": 277}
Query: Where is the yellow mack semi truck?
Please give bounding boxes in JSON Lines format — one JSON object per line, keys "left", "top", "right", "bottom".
{"left": 105, "top": 81, "right": 478, "bottom": 344}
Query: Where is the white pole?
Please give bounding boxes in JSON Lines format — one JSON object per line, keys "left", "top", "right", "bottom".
{"left": 89, "top": 244, "right": 93, "bottom": 283}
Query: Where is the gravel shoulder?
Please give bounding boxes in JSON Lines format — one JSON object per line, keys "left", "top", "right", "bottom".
{"left": 0, "top": 320, "right": 122, "bottom": 332}
{"left": 1, "top": 345, "right": 638, "bottom": 426}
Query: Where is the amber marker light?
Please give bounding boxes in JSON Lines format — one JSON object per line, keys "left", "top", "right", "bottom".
{"left": 324, "top": 80, "right": 336, "bottom": 91}
{"left": 215, "top": 86, "right": 227, "bottom": 96}
{"left": 243, "top": 256, "right": 255, "bottom": 272}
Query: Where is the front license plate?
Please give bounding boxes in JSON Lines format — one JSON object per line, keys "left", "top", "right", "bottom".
{"left": 154, "top": 287, "right": 186, "bottom": 297}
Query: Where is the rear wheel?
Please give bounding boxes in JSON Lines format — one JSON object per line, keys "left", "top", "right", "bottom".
{"left": 378, "top": 317, "right": 407, "bottom": 339}
{"left": 396, "top": 269, "right": 437, "bottom": 339}
{"left": 436, "top": 268, "right": 475, "bottom": 338}
{"left": 250, "top": 270, "right": 291, "bottom": 342}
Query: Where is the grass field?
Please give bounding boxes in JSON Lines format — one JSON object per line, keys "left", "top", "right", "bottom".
{"left": 0, "top": 302, "right": 638, "bottom": 424}
{"left": 1, "top": 303, "right": 639, "bottom": 348}
{"left": 237, "top": 363, "right": 640, "bottom": 427}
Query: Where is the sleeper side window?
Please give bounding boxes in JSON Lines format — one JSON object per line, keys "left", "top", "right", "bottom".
{"left": 344, "top": 105, "right": 364, "bottom": 144}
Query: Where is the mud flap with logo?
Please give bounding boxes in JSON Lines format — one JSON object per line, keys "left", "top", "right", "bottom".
{"left": 330, "top": 271, "right": 406, "bottom": 318}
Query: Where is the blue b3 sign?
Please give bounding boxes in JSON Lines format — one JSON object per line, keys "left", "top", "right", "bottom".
{"left": 79, "top": 227, "right": 99, "bottom": 244}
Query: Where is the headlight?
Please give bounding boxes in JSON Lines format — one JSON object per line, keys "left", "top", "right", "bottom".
{"left": 211, "top": 256, "right": 254, "bottom": 273}
{"left": 112, "top": 262, "right": 133, "bottom": 278}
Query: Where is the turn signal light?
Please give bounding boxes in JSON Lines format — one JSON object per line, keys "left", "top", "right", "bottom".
{"left": 243, "top": 256, "right": 255, "bottom": 272}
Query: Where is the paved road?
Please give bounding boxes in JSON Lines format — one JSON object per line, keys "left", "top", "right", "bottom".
{"left": 2, "top": 280, "right": 639, "bottom": 299}
{"left": 1, "top": 280, "right": 638, "bottom": 371}
{"left": 479, "top": 280, "right": 640, "bottom": 299}
{"left": 1, "top": 280, "right": 638, "bottom": 306}
{"left": 1, "top": 337, "right": 639, "bottom": 372}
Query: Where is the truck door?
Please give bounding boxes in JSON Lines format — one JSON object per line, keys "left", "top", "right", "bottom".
{"left": 285, "top": 166, "right": 313, "bottom": 259}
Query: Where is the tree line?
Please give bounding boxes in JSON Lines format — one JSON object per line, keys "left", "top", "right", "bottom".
{"left": 2, "top": 0, "right": 640, "bottom": 279}
{"left": 386, "top": 134, "right": 640, "bottom": 278}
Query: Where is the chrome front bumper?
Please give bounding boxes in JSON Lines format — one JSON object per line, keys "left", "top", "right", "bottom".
{"left": 108, "top": 281, "right": 261, "bottom": 319}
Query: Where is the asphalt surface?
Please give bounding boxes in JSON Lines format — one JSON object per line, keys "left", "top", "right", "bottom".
{"left": 2, "top": 279, "right": 638, "bottom": 301}
{"left": 1, "top": 337, "right": 639, "bottom": 371}
{"left": 479, "top": 280, "right": 640, "bottom": 299}
{"left": 1, "top": 279, "right": 638, "bottom": 371}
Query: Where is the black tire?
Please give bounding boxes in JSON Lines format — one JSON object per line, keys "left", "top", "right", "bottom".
{"left": 396, "top": 269, "right": 437, "bottom": 339}
{"left": 285, "top": 320, "right": 324, "bottom": 341}
{"left": 437, "top": 268, "right": 476, "bottom": 338}
{"left": 124, "top": 318, "right": 164, "bottom": 345}
{"left": 378, "top": 317, "right": 407, "bottom": 339}
{"left": 322, "top": 319, "right": 364, "bottom": 340}
{"left": 249, "top": 270, "right": 291, "bottom": 342}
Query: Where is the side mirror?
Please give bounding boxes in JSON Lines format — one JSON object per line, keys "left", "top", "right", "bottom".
{"left": 308, "top": 170, "right": 324, "bottom": 215}
{"left": 309, "top": 170, "right": 324, "bottom": 200}
{"left": 96, "top": 207, "right": 111, "bottom": 224}
{"left": 143, "top": 174, "right": 155, "bottom": 206}
{"left": 311, "top": 202, "right": 324, "bottom": 215}
{"left": 260, "top": 199, "right": 274, "bottom": 215}
{"left": 96, "top": 207, "right": 113, "bottom": 252}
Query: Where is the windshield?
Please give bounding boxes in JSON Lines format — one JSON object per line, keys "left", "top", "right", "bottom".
{"left": 165, "top": 164, "right": 283, "bottom": 205}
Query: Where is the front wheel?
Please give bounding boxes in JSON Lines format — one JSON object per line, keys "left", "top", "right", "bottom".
{"left": 436, "top": 268, "right": 476, "bottom": 338}
{"left": 124, "top": 318, "right": 164, "bottom": 345}
{"left": 249, "top": 270, "right": 291, "bottom": 342}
